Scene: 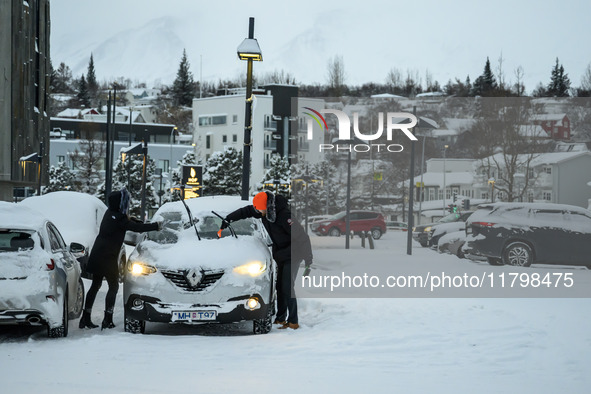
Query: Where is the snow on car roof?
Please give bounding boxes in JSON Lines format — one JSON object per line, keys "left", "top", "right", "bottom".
{"left": 0, "top": 202, "right": 47, "bottom": 230}
{"left": 19, "top": 191, "right": 106, "bottom": 248}
{"left": 476, "top": 202, "right": 591, "bottom": 215}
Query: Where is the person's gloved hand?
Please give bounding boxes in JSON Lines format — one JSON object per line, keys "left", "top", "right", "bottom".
{"left": 220, "top": 218, "right": 230, "bottom": 230}
{"left": 303, "top": 260, "right": 312, "bottom": 277}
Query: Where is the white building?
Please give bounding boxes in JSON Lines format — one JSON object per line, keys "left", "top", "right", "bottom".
{"left": 192, "top": 88, "right": 324, "bottom": 195}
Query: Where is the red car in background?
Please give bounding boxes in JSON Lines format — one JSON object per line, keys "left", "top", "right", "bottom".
{"left": 310, "top": 210, "right": 387, "bottom": 239}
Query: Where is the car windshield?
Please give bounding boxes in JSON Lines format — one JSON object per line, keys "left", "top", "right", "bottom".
{"left": 0, "top": 230, "right": 35, "bottom": 252}
{"left": 330, "top": 212, "right": 346, "bottom": 220}
{"left": 146, "top": 212, "right": 257, "bottom": 244}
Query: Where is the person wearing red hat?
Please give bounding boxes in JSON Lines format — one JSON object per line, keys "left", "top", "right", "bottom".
{"left": 222, "top": 191, "right": 313, "bottom": 330}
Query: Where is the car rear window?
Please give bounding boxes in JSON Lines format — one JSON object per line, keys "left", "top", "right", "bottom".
{"left": 0, "top": 231, "right": 35, "bottom": 252}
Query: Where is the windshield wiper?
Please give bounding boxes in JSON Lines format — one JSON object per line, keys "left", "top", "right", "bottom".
{"left": 212, "top": 211, "right": 237, "bottom": 239}
{"left": 177, "top": 186, "right": 201, "bottom": 240}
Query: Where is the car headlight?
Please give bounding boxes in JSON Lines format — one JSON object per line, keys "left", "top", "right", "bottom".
{"left": 424, "top": 226, "right": 432, "bottom": 232}
{"left": 234, "top": 261, "right": 267, "bottom": 276}
{"left": 128, "top": 261, "right": 157, "bottom": 276}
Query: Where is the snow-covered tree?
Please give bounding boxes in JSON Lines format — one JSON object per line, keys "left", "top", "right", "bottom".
{"left": 172, "top": 49, "right": 195, "bottom": 107}
{"left": 70, "top": 139, "right": 105, "bottom": 194}
{"left": 107, "top": 154, "right": 158, "bottom": 218}
{"left": 257, "top": 155, "right": 290, "bottom": 196}
{"left": 291, "top": 160, "right": 340, "bottom": 221}
{"left": 43, "top": 161, "right": 75, "bottom": 193}
{"left": 203, "top": 147, "right": 242, "bottom": 196}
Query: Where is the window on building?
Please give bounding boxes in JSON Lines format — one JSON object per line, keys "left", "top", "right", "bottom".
{"left": 199, "top": 115, "right": 227, "bottom": 126}
{"left": 222, "top": 135, "right": 227, "bottom": 143}
{"left": 158, "top": 160, "right": 169, "bottom": 173}
{"left": 57, "top": 155, "right": 65, "bottom": 163}
{"left": 528, "top": 192, "right": 534, "bottom": 203}
{"left": 206, "top": 135, "right": 211, "bottom": 149}
{"left": 543, "top": 191, "right": 552, "bottom": 201}
{"left": 544, "top": 167, "right": 552, "bottom": 175}
{"left": 233, "top": 134, "right": 237, "bottom": 143}
{"left": 481, "top": 192, "right": 489, "bottom": 200}
{"left": 528, "top": 168, "right": 534, "bottom": 179}
{"left": 212, "top": 115, "right": 226, "bottom": 125}
{"left": 232, "top": 115, "right": 238, "bottom": 124}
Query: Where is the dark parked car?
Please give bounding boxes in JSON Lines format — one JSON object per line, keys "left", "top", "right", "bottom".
{"left": 413, "top": 211, "right": 472, "bottom": 247}
{"left": 386, "top": 221, "right": 408, "bottom": 231}
{"left": 463, "top": 202, "right": 591, "bottom": 267}
{"left": 310, "top": 211, "right": 387, "bottom": 239}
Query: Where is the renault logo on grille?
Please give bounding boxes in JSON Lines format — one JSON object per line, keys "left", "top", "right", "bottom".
{"left": 185, "top": 269, "right": 202, "bottom": 288}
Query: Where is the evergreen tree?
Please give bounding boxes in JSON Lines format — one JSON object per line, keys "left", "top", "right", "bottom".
{"left": 257, "top": 155, "right": 291, "bottom": 196}
{"left": 108, "top": 155, "right": 158, "bottom": 218}
{"left": 86, "top": 53, "right": 99, "bottom": 102}
{"left": 172, "top": 49, "right": 195, "bottom": 107}
{"left": 70, "top": 139, "right": 105, "bottom": 194}
{"left": 547, "top": 57, "right": 571, "bottom": 97}
{"left": 43, "top": 161, "right": 75, "bottom": 193}
{"left": 53, "top": 62, "right": 74, "bottom": 93}
{"left": 203, "top": 147, "right": 242, "bottom": 196}
{"left": 77, "top": 75, "right": 91, "bottom": 107}
{"left": 471, "top": 57, "right": 497, "bottom": 96}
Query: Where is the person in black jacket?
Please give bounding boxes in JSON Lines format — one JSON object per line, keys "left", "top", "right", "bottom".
{"left": 222, "top": 191, "right": 313, "bottom": 330}
{"left": 79, "top": 188, "right": 160, "bottom": 330}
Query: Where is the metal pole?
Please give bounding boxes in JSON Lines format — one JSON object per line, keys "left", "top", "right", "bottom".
{"left": 443, "top": 146, "right": 447, "bottom": 215}
{"left": 129, "top": 107, "right": 133, "bottom": 146}
{"left": 345, "top": 150, "right": 352, "bottom": 250}
{"left": 241, "top": 17, "right": 255, "bottom": 201}
{"left": 105, "top": 92, "right": 112, "bottom": 201}
{"left": 407, "top": 106, "right": 416, "bottom": 255}
{"left": 37, "top": 141, "right": 43, "bottom": 196}
{"left": 111, "top": 86, "right": 117, "bottom": 187}
{"left": 418, "top": 135, "right": 426, "bottom": 225}
{"left": 141, "top": 130, "right": 148, "bottom": 221}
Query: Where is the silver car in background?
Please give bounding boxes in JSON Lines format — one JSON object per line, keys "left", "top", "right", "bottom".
{"left": 123, "top": 196, "right": 275, "bottom": 335}
{"left": 0, "top": 203, "right": 85, "bottom": 337}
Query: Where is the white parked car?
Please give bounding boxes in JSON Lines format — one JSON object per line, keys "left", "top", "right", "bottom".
{"left": 123, "top": 196, "right": 275, "bottom": 335}
{"left": 20, "top": 191, "right": 127, "bottom": 280}
{"left": 0, "top": 202, "right": 85, "bottom": 337}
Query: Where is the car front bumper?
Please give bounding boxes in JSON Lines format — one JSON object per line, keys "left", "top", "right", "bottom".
{"left": 124, "top": 293, "right": 271, "bottom": 324}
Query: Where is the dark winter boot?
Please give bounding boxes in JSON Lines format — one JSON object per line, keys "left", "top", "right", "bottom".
{"left": 101, "top": 311, "right": 115, "bottom": 330}
{"left": 79, "top": 310, "right": 98, "bottom": 329}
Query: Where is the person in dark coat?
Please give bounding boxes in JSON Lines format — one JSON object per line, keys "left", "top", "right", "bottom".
{"left": 79, "top": 188, "right": 160, "bottom": 330}
{"left": 222, "top": 191, "right": 313, "bottom": 330}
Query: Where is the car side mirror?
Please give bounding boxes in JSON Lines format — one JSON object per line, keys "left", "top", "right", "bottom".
{"left": 69, "top": 242, "right": 86, "bottom": 258}
{"left": 124, "top": 232, "right": 142, "bottom": 246}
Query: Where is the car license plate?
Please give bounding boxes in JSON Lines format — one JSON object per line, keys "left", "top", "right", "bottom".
{"left": 172, "top": 311, "right": 217, "bottom": 322}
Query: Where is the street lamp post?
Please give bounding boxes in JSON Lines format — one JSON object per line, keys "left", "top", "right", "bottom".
{"left": 169, "top": 126, "right": 178, "bottom": 177}
{"left": 488, "top": 177, "right": 496, "bottom": 203}
{"left": 442, "top": 144, "right": 449, "bottom": 215}
{"left": 18, "top": 141, "right": 43, "bottom": 196}
{"left": 237, "top": 17, "right": 263, "bottom": 201}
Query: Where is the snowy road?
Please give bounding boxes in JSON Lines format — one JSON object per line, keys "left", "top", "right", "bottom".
{"left": 2, "top": 232, "right": 591, "bottom": 393}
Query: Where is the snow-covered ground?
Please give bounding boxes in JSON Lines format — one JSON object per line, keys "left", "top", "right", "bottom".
{"left": 2, "top": 231, "right": 591, "bottom": 393}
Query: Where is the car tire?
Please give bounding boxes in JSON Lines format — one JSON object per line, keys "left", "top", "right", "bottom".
{"left": 328, "top": 228, "right": 341, "bottom": 237}
{"left": 48, "top": 290, "right": 68, "bottom": 338}
{"left": 487, "top": 257, "right": 503, "bottom": 266}
{"left": 419, "top": 241, "right": 428, "bottom": 247}
{"left": 370, "top": 228, "right": 382, "bottom": 240}
{"left": 503, "top": 242, "right": 533, "bottom": 267}
{"left": 253, "top": 307, "right": 273, "bottom": 335}
{"left": 124, "top": 309, "right": 145, "bottom": 334}
{"left": 70, "top": 278, "right": 85, "bottom": 319}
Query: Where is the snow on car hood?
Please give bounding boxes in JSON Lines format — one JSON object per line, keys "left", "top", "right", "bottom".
{"left": 130, "top": 233, "right": 271, "bottom": 272}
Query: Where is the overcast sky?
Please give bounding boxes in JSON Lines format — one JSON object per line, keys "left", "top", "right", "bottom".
{"left": 50, "top": 0, "right": 591, "bottom": 93}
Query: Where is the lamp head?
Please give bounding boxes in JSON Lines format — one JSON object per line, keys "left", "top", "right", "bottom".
{"left": 237, "top": 38, "right": 263, "bottom": 61}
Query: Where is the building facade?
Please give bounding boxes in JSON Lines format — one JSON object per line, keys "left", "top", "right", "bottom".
{"left": 0, "top": 0, "right": 51, "bottom": 201}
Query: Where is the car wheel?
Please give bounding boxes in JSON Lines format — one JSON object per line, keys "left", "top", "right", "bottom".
{"left": 70, "top": 278, "right": 85, "bottom": 319}
{"left": 419, "top": 241, "right": 428, "bottom": 247}
{"left": 124, "top": 309, "right": 145, "bottom": 334}
{"left": 253, "top": 307, "right": 273, "bottom": 335}
{"left": 370, "top": 228, "right": 382, "bottom": 240}
{"left": 503, "top": 242, "right": 533, "bottom": 267}
{"left": 487, "top": 257, "right": 503, "bottom": 266}
{"left": 48, "top": 291, "right": 68, "bottom": 338}
{"left": 328, "top": 228, "right": 341, "bottom": 237}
